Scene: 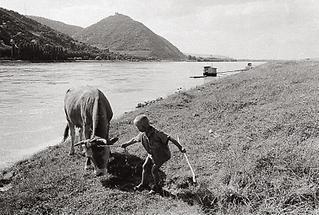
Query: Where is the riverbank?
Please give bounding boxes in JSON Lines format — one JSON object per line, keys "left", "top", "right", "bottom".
{"left": 1, "top": 60, "right": 319, "bottom": 214}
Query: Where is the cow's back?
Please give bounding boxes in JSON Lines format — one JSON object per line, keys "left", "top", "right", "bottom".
{"left": 64, "top": 87, "right": 113, "bottom": 137}
{"left": 64, "top": 87, "right": 98, "bottom": 127}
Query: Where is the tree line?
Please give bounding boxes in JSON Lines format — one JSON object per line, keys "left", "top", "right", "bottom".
{"left": 0, "top": 41, "right": 158, "bottom": 62}
{"left": 18, "top": 43, "right": 66, "bottom": 61}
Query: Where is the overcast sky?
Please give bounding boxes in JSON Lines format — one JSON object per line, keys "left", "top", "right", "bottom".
{"left": 1, "top": 0, "right": 319, "bottom": 59}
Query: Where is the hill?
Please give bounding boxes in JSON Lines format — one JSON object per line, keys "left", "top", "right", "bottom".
{"left": 2, "top": 61, "right": 319, "bottom": 214}
{"left": 27, "top": 15, "right": 83, "bottom": 37}
{"left": 0, "top": 7, "right": 99, "bottom": 60}
{"left": 74, "top": 13, "right": 185, "bottom": 60}
{"left": 0, "top": 7, "right": 107, "bottom": 60}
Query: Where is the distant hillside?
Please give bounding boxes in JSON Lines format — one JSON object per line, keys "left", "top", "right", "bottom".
{"left": 74, "top": 13, "right": 185, "bottom": 60}
{"left": 0, "top": 7, "right": 119, "bottom": 60}
{"left": 27, "top": 15, "right": 83, "bottom": 37}
{"left": 0, "top": 8, "right": 97, "bottom": 52}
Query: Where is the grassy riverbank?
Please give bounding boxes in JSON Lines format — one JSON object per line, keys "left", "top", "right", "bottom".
{"left": 1, "top": 61, "right": 319, "bottom": 214}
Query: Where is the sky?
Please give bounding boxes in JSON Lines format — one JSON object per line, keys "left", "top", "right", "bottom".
{"left": 1, "top": 0, "right": 319, "bottom": 60}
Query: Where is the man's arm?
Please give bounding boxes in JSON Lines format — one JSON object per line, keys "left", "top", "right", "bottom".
{"left": 168, "top": 136, "right": 186, "bottom": 153}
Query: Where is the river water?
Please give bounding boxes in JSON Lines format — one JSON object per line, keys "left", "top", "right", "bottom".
{"left": 0, "top": 61, "right": 262, "bottom": 170}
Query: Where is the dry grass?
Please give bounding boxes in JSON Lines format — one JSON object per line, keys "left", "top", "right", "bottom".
{"left": 1, "top": 60, "right": 319, "bottom": 214}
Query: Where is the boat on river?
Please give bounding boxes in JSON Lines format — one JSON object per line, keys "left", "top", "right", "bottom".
{"left": 203, "top": 66, "right": 217, "bottom": 77}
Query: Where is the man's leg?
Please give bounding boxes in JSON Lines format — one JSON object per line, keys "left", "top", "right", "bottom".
{"left": 135, "top": 156, "right": 152, "bottom": 190}
{"left": 150, "top": 161, "right": 165, "bottom": 193}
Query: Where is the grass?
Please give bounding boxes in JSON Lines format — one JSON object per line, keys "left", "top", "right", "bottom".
{"left": 1, "top": 60, "right": 319, "bottom": 214}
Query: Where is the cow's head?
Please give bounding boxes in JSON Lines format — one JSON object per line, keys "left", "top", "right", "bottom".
{"left": 75, "top": 136, "right": 118, "bottom": 176}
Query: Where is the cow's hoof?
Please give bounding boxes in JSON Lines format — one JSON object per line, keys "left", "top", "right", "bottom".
{"left": 134, "top": 183, "right": 147, "bottom": 191}
{"left": 84, "top": 164, "right": 92, "bottom": 170}
{"left": 94, "top": 168, "right": 107, "bottom": 177}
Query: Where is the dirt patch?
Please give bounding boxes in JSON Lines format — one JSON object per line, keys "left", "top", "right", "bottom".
{"left": 108, "top": 152, "right": 143, "bottom": 179}
{"left": 101, "top": 152, "right": 167, "bottom": 192}
{"left": 100, "top": 152, "right": 143, "bottom": 191}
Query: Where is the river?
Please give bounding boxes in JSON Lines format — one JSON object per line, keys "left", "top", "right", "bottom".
{"left": 0, "top": 61, "right": 263, "bottom": 170}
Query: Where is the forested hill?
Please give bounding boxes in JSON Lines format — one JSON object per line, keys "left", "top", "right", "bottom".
{"left": 73, "top": 13, "right": 185, "bottom": 60}
{"left": 0, "top": 7, "right": 101, "bottom": 60}
{"left": 0, "top": 8, "right": 145, "bottom": 61}
{"left": 27, "top": 15, "right": 83, "bottom": 37}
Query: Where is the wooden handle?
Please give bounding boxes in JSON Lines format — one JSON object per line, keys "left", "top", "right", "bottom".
{"left": 183, "top": 153, "right": 196, "bottom": 183}
{"left": 177, "top": 136, "right": 196, "bottom": 183}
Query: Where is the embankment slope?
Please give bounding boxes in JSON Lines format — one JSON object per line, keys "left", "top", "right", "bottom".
{"left": 1, "top": 61, "right": 319, "bottom": 214}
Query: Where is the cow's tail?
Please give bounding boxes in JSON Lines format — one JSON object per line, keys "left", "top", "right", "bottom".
{"left": 63, "top": 124, "right": 69, "bottom": 142}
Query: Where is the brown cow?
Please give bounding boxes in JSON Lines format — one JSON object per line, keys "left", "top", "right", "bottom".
{"left": 63, "top": 86, "right": 118, "bottom": 176}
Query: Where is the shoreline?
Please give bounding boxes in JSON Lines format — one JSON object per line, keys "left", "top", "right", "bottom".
{"left": 2, "top": 60, "right": 319, "bottom": 214}
{"left": 0, "top": 58, "right": 267, "bottom": 64}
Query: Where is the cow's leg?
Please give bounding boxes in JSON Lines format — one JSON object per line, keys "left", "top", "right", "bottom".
{"left": 79, "top": 127, "right": 85, "bottom": 155}
{"left": 68, "top": 123, "right": 76, "bottom": 155}
{"left": 85, "top": 157, "right": 92, "bottom": 170}
{"left": 83, "top": 124, "right": 93, "bottom": 170}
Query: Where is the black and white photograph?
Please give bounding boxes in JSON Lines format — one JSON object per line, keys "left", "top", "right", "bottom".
{"left": 1, "top": 0, "right": 319, "bottom": 214}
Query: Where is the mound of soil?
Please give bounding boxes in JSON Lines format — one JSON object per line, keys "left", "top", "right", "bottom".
{"left": 101, "top": 152, "right": 143, "bottom": 191}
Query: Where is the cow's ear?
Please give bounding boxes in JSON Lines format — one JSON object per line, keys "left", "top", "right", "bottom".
{"left": 95, "top": 138, "right": 108, "bottom": 147}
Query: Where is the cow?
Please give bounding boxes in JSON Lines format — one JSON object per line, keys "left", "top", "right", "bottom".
{"left": 63, "top": 86, "right": 118, "bottom": 176}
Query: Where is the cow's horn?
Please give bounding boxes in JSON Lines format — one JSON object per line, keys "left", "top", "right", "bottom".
{"left": 93, "top": 137, "right": 107, "bottom": 144}
{"left": 74, "top": 140, "right": 89, "bottom": 147}
{"left": 85, "top": 136, "right": 107, "bottom": 148}
{"left": 95, "top": 137, "right": 118, "bottom": 147}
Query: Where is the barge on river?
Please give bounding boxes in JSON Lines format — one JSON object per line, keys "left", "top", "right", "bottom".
{"left": 203, "top": 66, "right": 217, "bottom": 77}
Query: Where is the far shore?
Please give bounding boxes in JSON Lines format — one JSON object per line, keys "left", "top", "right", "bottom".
{"left": 1, "top": 60, "right": 319, "bottom": 214}
{"left": 0, "top": 58, "right": 268, "bottom": 64}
